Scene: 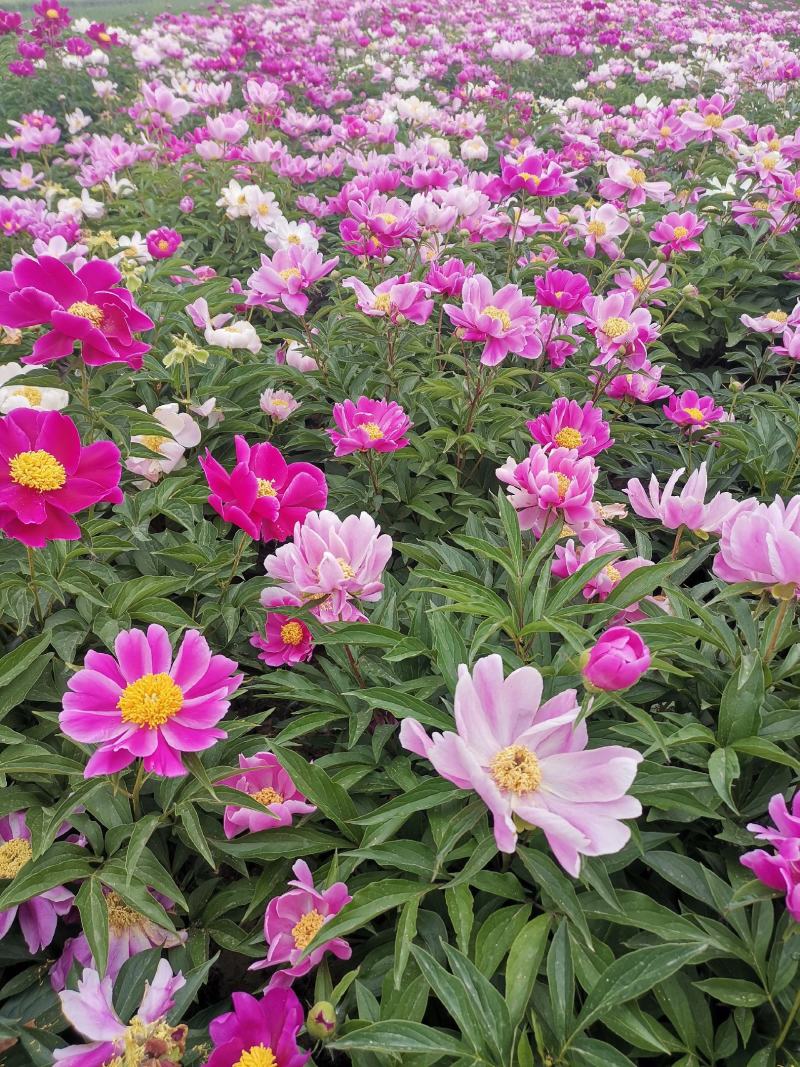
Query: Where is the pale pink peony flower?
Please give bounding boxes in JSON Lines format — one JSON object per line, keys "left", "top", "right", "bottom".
{"left": 342, "top": 274, "right": 434, "bottom": 325}
{"left": 443, "top": 273, "right": 537, "bottom": 366}
{"left": 497, "top": 445, "right": 598, "bottom": 536}
{"left": 127, "top": 403, "right": 201, "bottom": 485}
{"left": 741, "top": 792, "right": 800, "bottom": 921}
{"left": 246, "top": 248, "right": 338, "bottom": 316}
{"left": 582, "top": 292, "right": 656, "bottom": 368}
{"left": 598, "top": 156, "right": 671, "bottom": 207}
{"left": 625, "top": 462, "right": 738, "bottom": 534}
{"left": 713, "top": 495, "right": 800, "bottom": 594}
{"left": 260, "top": 388, "right": 301, "bottom": 422}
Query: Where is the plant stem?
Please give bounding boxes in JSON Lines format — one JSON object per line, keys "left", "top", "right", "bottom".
{"left": 224, "top": 535, "right": 249, "bottom": 590}
{"left": 130, "top": 760, "right": 147, "bottom": 820}
{"left": 775, "top": 984, "right": 800, "bottom": 1051}
{"left": 670, "top": 525, "right": 685, "bottom": 560}
{"left": 764, "top": 596, "right": 792, "bottom": 663}
{"left": 26, "top": 546, "right": 43, "bottom": 629}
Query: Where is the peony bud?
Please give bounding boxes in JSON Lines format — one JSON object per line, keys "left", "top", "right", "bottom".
{"left": 582, "top": 626, "right": 651, "bottom": 692}
{"left": 307, "top": 1001, "right": 337, "bottom": 1041}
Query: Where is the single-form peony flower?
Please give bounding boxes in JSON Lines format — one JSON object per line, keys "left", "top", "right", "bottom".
{"left": 497, "top": 445, "right": 597, "bottom": 537}
{"left": 342, "top": 275, "right": 434, "bottom": 325}
{"left": 582, "top": 627, "right": 651, "bottom": 691}
{"left": 0, "top": 812, "right": 73, "bottom": 953}
{"left": 527, "top": 398, "right": 612, "bottom": 458}
{"left": 598, "top": 156, "right": 671, "bottom": 207}
{"left": 220, "top": 752, "right": 317, "bottom": 837}
{"left": 648, "top": 211, "right": 706, "bottom": 256}
{"left": 247, "top": 248, "right": 338, "bottom": 316}
{"left": 59, "top": 624, "right": 242, "bottom": 778}
{"left": 127, "top": 402, "right": 200, "bottom": 485}
{"left": 251, "top": 588, "right": 314, "bottom": 667}
{"left": 145, "top": 227, "right": 182, "bottom": 259}
{"left": 741, "top": 792, "right": 800, "bottom": 921}
{"left": 260, "top": 388, "right": 301, "bottom": 422}
{"left": 205, "top": 987, "right": 310, "bottom": 1067}
{"left": 399, "top": 654, "right": 642, "bottom": 873}
{"left": 444, "top": 273, "right": 537, "bottom": 366}
{"left": 582, "top": 291, "right": 656, "bottom": 368}
{"left": 663, "top": 389, "right": 725, "bottom": 431}
{"left": 328, "top": 397, "right": 411, "bottom": 456}
{"left": 713, "top": 495, "right": 800, "bottom": 595}
{"left": 626, "top": 462, "right": 738, "bottom": 534}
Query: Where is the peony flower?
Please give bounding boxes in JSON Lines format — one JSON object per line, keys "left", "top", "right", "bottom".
{"left": 59, "top": 624, "right": 242, "bottom": 778}
{"left": 252, "top": 588, "right": 314, "bottom": 667}
{"left": 425, "top": 257, "right": 475, "bottom": 298}
{"left": 582, "top": 291, "right": 656, "bottom": 368}
{"left": 444, "top": 273, "right": 537, "bottom": 366}
{"left": 534, "top": 268, "right": 591, "bottom": 314}
{"left": 648, "top": 211, "right": 706, "bottom": 256}
{"left": 663, "top": 389, "right": 725, "bottom": 431}
{"left": 343, "top": 275, "right": 434, "bottom": 326}
{"left": 327, "top": 397, "right": 411, "bottom": 456}
{"left": 626, "top": 462, "right": 738, "bottom": 535}
{"left": 598, "top": 156, "right": 672, "bottom": 206}
{"left": 741, "top": 792, "right": 800, "bottom": 921}
{"left": 741, "top": 309, "right": 794, "bottom": 335}
{"left": 610, "top": 259, "right": 670, "bottom": 305}
{"left": 492, "top": 153, "right": 575, "bottom": 199}
{"left": 260, "top": 388, "right": 301, "bottom": 422}
{"left": 247, "top": 248, "right": 338, "bottom": 316}
{"left": 526, "top": 398, "right": 613, "bottom": 458}
{"left": 582, "top": 627, "right": 651, "bottom": 691}
{"left": 0, "top": 409, "right": 122, "bottom": 547}
{"left": 713, "top": 495, "right": 800, "bottom": 595}
{"left": 277, "top": 339, "right": 318, "bottom": 373}
{"left": 571, "top": 203, "right": 629, "bottom": 260}
{"left": 250, "top": 860, "right": 351, "bottom": 984}
{"left": 205, "top": 987, "right": 310, "bottom": 1067}
{"left": 0, "top": 379, "right": 68, "bottom": 413}
{"left": 127, "top": 403, "right": 200, "bottom": 485}
{"left": 399, "top": 654, "right": 642, "bottom": 873}
{"left": 199, "top": 436, "right": 327, "bottom": 542}
{"left": 0, "top": 256, "right": 154, "bottom": 369}
{"left": 0, "top": 812, "right": 73, "bottom": 953}
{"left": 604, "top": 360, "right": 673, "bottom": 403}
{"left": 553, "top": 526, "right": 651, "bottom": 602}
{"left": 145, "top": 227, "right": 182, "bottom": 259}
{"left": 497, "top": 445, "right": 597, "bottom": 537}
{"left": 53, "top": 960, "right": 186, "bottom": 1066}
{"left": 220, "top": 752, "right": 317, "bottom": 837}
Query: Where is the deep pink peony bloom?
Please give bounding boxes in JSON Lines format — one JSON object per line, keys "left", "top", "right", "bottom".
{"left": 648, "top": 211, "right": 706, "bottom": 256}
{"left": 145, "top": 227, "right": 182, "bottom": 259}
{"left": 741, "top": 793, "right": 800, "bottom": 921}
{"left": 663, "top": 389, "right": 725, "bottom": 430}
{"left": 626, "top": 462, "right": 738, "bottom": 534}
{"left": 552, "top": 527, "right": 651, "bottom": 601}
{"left": 425, "top": 257, "right": 475, "bottom": 297}
{"left": 444, "top": 273, "right": 537, "bottom": 366}
{"left": 0, "top": 409, "right": 122, "bottom": 547}
{"left": 492, "top": 153, "right": 575, "bottom": 199}
{"left": 251, "top": 588, "right": 314, "bottom": 666}
{"left": 250, "top": 860, "right": 352, "bottom": 984}
{"left": 199, "top": 436, "right": 327, "bottom": 542}
{"left": 497, "top": 445, "right": 597, "bottom": 536}
{"left": 400, "top": 654, "right": 642, "bottom": 873}
{"left": 59, "top": 624, "right": 242, "bottom": 778}
{"left": 220, "top": 752, "right": 316, "bottom": 837}
{"left": 527, "top": 398, "right": 613, "bottom": 458}
{"left": 247, "top": 248, "right": 338, "bottom": 316}
{"left": 342, "top": 275, "right": 434, "bottom": 325}
{"left": 328, "top": 397, "right": 411, "bottom": 456}
{"left": 346, "top": 192, "right": 419, "bottom": 249}
{"left": 0, "top": 256, "right": 154, "bottom": 369}
{"left": 53, "top": 960, "right": 186, "bottom": 1067}
{"left": 582, "top": 627, "right": 651, "bottom": 691}
{"left": 205, "top": 988, "right": 310, "bottom": 1067}
{"left": 713, "top": 495, "right": 800, "bottom": 594}
{"left": 604, "top": 359, "right": 673, "bottom": 403}
{"left": 0, "top": 812, "right": 73, "bottom": 952}
{"left": 535, "top": 268, "right": 591, "bottom": 313}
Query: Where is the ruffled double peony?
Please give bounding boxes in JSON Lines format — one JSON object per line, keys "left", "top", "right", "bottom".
{"left": 400, "top": 654, "right": 642, "bottom": 874}
{"left": 200, "top": 436, "right": 327, "bottom": 542}
{"left": 205, "top": 987, "right": 310, "bottom": 1067}
{"left": 741, "top": 792, "right": 800, "bottom": 921}
{"left": 220, "top": 752, "right": 317, "bottom": 837}
{"left": 59, "top": 624, "right": 242, "bottom": 778}
{"left": 626, "top": 462, "right": 738, "bottom": 535}
{"left": 497, "top": 445, "right": 598, "bottom": 537}
{"left": 327, "top": 397, "right": 412, "bottom": 456}
{"left": 713, "top": 494, "right": 800, "bottom": 595}
{"left": 0, "top": 408, "right": 122, "bottom": 547}
{"left": 0, "top": 255, "right": 154, "bottom": 369}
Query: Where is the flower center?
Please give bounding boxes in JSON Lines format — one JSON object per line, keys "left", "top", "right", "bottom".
{"left": 98, "top": 31, "right": 111, "bottom": 42}
{"left": 234, "top": 1045, "right": 278, "bottom": 1067}
{"left": 0, "top": 838, "right": 32, "bottom": 879}
{"left": 67, "top": 301, "right": 104, "bottom": 328}
{"left": 683, "top": 406, "right": 705, "bottom": 421}
{"left": 554, "top": 427, "right": 583, "bottom": 449}
{"left": 481, "top": 305, "right": 512, "bottom": 330}
{"left": 769, "top": 310, "right": 788, "bottom": 322}
{"left": 256, "top": 478, "right": 277, "bottom": 499}
{"left": 45, "top": 7, "right": 59, "bottom": 17}
{"left": 631, "top": 275, "right": 647, "bottom": 293}
{"left": 704, "top": 112, "right": 723, "bottom": 128}
{"left": 659, "top": 125, "right": 672, "bottom": 136}
{"left": 518, "top": 172, "right": 542, "bottom": 184}
{"left": 761, "top": 155, "right": 778, "bottom": 171}
{"left": 12, "top": 385, "right": 42, "bottom": 405}
{"left": 106, "top": 891, "right": 143, "bottom": 932}
{"left": 373, "top": 293, "right": 392, "bottom": 314}
{"left": 292, "top": 908, "right": 326, "bottom": 949}
{"left": 337, "top": 557, "right": 356, "bottom": 578}
{"left": 555, "top": 472, "right": 570, "bottom": 499}
{"left": 279, "top": 621, "right": 305, "bottom": 646}
{"left": 603, "top": 316, "right": 631, "bottom": 339}
{"left": 490, "top": 744, "right": 541, "bottom": 794}
{"left": 604, "top": 564, "right": 621, "bottom": 583}
{"left": 157, "top": 239, "right": 170, "bottom": 252}
{"left": 9, "top": 449, "right": 66, "bottom": 492}
{"left": 628, "top": 167, "right": 646, "bottom": 185}
{"left": 117, "top": 672, "right": 183, "bottom": 728}
{"left": 279, "top": 267, "right": 301, "bottom": 281}
{"left": 252, "top": 786, "right": 284, "bottom": 806}
{"left": 672, "top": 225, "right": 689, "bottom": 239}
{"left": 375, "top": 212, "right": 397, "bottom": 223}
{"left": 361, "top": 421, "right": 384, "bottom": 440}
{"left": 587, "top": 220, "right": 606, "bottom": 236}
{"left": 140, "top": 434, "right": 169, "bottom": 454}
{"left": 287, "top": 234, "right": 301, "bottom": 244}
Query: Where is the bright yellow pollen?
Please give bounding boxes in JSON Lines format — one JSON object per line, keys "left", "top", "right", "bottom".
{"left": 375, "top": 212, "right": 398, "bottom": 223}
{"left": 337, "top": 558, "right": 355, "bottom": 578}
{"left": 481, "top": 305, "right": 512, "bottom": 330}
{"left": 761, "top": 154, "right": 778, "bottom": 171}
{"left": 554, "top": 427, "right": 583, "bottom": 449}
{"left": 252, "top": 787, "right": 284, "bottom": 806}
{"left": 518, "top": 172, "right": 542, "bottom": 184}
{"left": 157, "top": 239, "right": 170, "bottom": 252}
{"left": 257, "top": 204, "right": 271, "bottom": 216}
{"left": 271, "top": 398, "right": 289, "bottom": 407}
{"left": 769, "top": 310, "right": 788, "bottom": 323}
{"left": 490, "top": 744, "right": 542, "bottom": 794}
{"left": 106, "top": 891, "right": 143, "bottom": 933}
{"left": 373, "top": 293, "right": 392, "bottom": 314}
{"left": 279, "top": 621, "right": 305, "bottom": 646}
{"left": 279, "top": 267, "right": 301, "bottom": 281}
{"left": 257, "top": 478, "right": 277, "bottom": 498}
{"left": 98, "top": 31, "right": 111, "bottom": 42}
{"left": 12, "top": 385, "right": 42, "bottom": 406}
{"left": 632, "top": 275, "right": 647, "bottom": 293}
{"left": 361, "top": 421, "right": 384, "bottom": 440}
{"left": 683, "top": 406, "right": 705, "bottom": 421}
{"left": 628, "top": 167, "right": 646, "bottom": 185}
{"left": 117, "top": 672, "right": 183, "bottom": 729}
{"left": 555, "top": 472, "right": 570, "bottom": 498}
{"left": 603, "top": 316, "right": 632, "bottom": 339}
{"left": 292, "top": 909, "right": 326, "bottom": 949}
{"left": 0, "top": 838, "right": 32, "bottom": 879}
{"left": 704, "top": 113, "right": 724, "bottom": 128}
{"left": 45, "top": 7, "right": 59, "bottom": 17}
{"left": 587, "top": 220, "right": 606, "bottom": 236}
{"left": 10, "top": 449, "right": 66, "bottom": 492}
{"left": 604, "top": 564, "right": 622, "bottom": 583}
{"left": 768, "top": 138, "right": 781, "bottom": 150}
{"left": 234, "top": 1045, "right": 278, "bottom": 1067}
{"left": 755, "top": 199, "right": 771, "bottom": 210}
{"left": 672, "top": 226, "right": 689, "bottom": 239}
{"left": 139, "top": 434, "right": 169, "bottom": 454}
{"left": 67, "top": 300, "right": 104, "bottom": 328}
{"left": 659, "top": 125, "right": 672, "bottom": 137}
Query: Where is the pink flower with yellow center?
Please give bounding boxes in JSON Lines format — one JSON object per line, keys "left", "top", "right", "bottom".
{"left": 497, "top": 444, "right": 598, "bottom": 536}
{"left": 220, "top": 752, "right": 317, "bottom": 837}
{"left": 327, "top": 396, "right": 412, "bottom": 456}
{"left": 251, "top": 588, "right": 314, "bottom": 666}
{"left": 527, "top": 398, "right": 613, "bottom": 458}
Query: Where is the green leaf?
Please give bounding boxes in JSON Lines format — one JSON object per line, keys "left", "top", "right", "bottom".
{"left": 718, "top": 653, "right": 764, "bottom": 744}
{"left": 505, "top": 915, "right": 551, "bottom": 1026}
{"left": 124, "top": 813, "right": 162, "bottom": 888}
{"left": 0, "top": 844, "right": 93, "bottom": 909}
{"left": 693, "top": 978, "right": 768, "bottom": 1007}
{"left": 75, "top": 877, "right": 109, "bottom": 977}
{"left": 708, "top": 747, "right": 740, "bottom": 810}
{"left": 303, "top": 878, "right": 428, "bottom": 956}
{"left": 330, "top": 1020, "right": 473, "bottom": 1058}
{"left": 393, "top": 897, "right": 419, "bottom": 990}
{"left": 0, "top": 633, "right": 50, "bottom": 688}
{"left": 350, "top": 687, "right": 452, "bottom": 730}
{"left": 270, "top": 744, "right": 359, "bottom": 840}
{"left": 353, "top": 779, "right": 459, "bottom": 826}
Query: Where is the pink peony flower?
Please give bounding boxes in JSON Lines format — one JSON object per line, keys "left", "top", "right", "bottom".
{"left": 582, "top": 291, "right": 656, "bottom": 368}
{"left": 741, "top": 792, "right": 800, "bottom": 921}
{"left": 146, "top": 227, "right": 182, "bottom": 259}
{"left": 604, "top": 360, "right": 673, "bottom": 403}
{"left": 534, "top": 268, "right": 591, "bottom": 314}
{"left": 205, "top": 987, "right": 310, "bottom": 1067}
{"left": 0, "top": 256, "right": 154, "bottom": 369}
{"left": 598, "top": 156, "right": 671, "bottom": 207}
{"left": 0, "top": 408, "right": 122, "bottom": 547}
{"left": 741, "top": 308, "right": 795, "bottom": 335}
{"left": 571, "top": 203, "right": 629, "bottom": 260}
{"left": 220, "top": 752, "right": 316, "bottom": 837}
{"left": 260, "top": 388, "right": 301, "bottom": 422}
{"left": 527, "top": 398, "right": 613, "bottom": 458}
{"left": 497, "top": 445, "right": 598, "bottom": 536}
{"left": 250, "top": 860, "right": 351, "bottom": 984}
{"left": 59, "top": 624, "right": 242, "bottom": 778}
{"left": 399, "top": 654, "right": 642, "bottom": 873}
{"left": 342, "top": 274, "right": 434, "bottom": 325}
{"left": 610, "top": 259, "right": 670, "bottom": 305}
{"left": 492, "top": 153, "right": 575, "bottom": 199}
{"left": 328, "top": 397, "right": 411, "bottom": 456}
{"left": 247, "top": 248, "right": 338, "bottom": 316}
{"left": 681, "top": 94, "right": 746, "bottom": 146}
{"left": 199, "top": 436, "right": 327, "bottom": 542}
{"left": 0, "top": 812, "right": 73, "bottom": 953}
{"left": 626, "top": 462, "right": 738, "bottom": 534}
{"left": 582, "top": 626, "right": 651, "bottom": 691}
{"left": 425, "top": 257, "right": 475, "bottom": 297}
{"left": 252, "top": 588, "right": 314, "bottom": 666}
{"left": 444, "top": 273, "right": 537, "bottom": 366}
{"left": 552, "top": 526, "right": 651, "bottom": 601}
{"left": 713, "top": 495, "right": 800, "bottom": 595}
{"left": 346, "top": 193, "right": 419, "bottom": 249}
{"left": 648, "top": 211, "right": 706, "bottom": 256}
{"left": 663, "top": 390, "right": 725, "bottom": 431}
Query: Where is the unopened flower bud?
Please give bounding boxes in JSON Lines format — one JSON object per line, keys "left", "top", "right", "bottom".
{"left": 307, "top": 1001, "right": 337, "bottom": 1041}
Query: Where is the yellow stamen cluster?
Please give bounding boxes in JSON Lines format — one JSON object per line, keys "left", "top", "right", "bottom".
{"left": 67, "top": 301, "right": 104, "bottom": 328}
{"left": 490, "top": 745, "right": 542, "bottom": 794}
{"left": 375, "top": 212, "right": 398, "bottom": 224}
{"left": 761, "top": 154, "right": 778, "bottom": 172}
{"left": 139, "top": 434, "right": 169, "bottom": 454}
{"left": 257, "top": 479, "right": 277, "bottom": 498}
{"left": 12, "top": 386, "right": 43, "bottom": 406}
{"left": 361, "top": 421, "right": 384, "bottom": 440}
{"left": 117, "top": 672, "right": 183, "bottom": 729}
{"left": 603, "top": 316, "right": 632, "bottom": 339}
{"left": 45, "top": 7, "right": 60, "bottom": 17}
{"left": 279, "top": 621, "right": 305, "bottom": 647}
{"left": 0, "top": 838, "right": 32, "bottom": 879}
{"left": 252, "top": 787, "right": 284, "bottom": 806}
{"left": 373, "top": 293, "right": 393, "bottom": 314}
{"left": 107, "top": 1018, "right": 186, "bottom": 1067}
{"left": 9, "top": 449, "right": 66, "bottom": 492}
{"left": 628, "top": 167, "right": 646, "bottom": 185}
{"left": 106, "top": 891, "right": 143, "bottom": 932}
{"left": 234, "top": 1045, "right": 278, "bottom": 1067}
{"left": 769, "top": 310, "right": 788, "bottom": 323}
{"left": 554, "top": 427, "right": 583, "bottom": 450}
{"left": 279, "top": 267, "right": 301, "bottom": 281}
{"left": 587, "top": 220, "right": 606, "bottom": 236}
{"left": 518, "top": 172, "right": 542, "bottom": 184}
{"left": 481, "top": 305, "right": 511, "bottom": 330}
{"left": 604, "top": 564, "right": 622, "bottom": 584}
{"left": 683, "top": 406, "right": 705, "bottom": 421}
{"left": 672, "top": 226, "right": 689, "bottom": 239}
{"left": 337, "top": 558, "right": 355, "bottom": 578}
{"left": 659, "top": 125, "right": 672, "bottom": 137}
{"left": 292, "top": 908, "right": 326, "bottom": 949}
{"left": 632, "top": 275, "right": 647, "bottom": 293}
{"left": 555, "top": 472, "right": 571, "bottom": 499}
{"left": 704, "top": 113, "right": 724, "bottom": 128}
{"left": 157, "top": 239, "right": 170, "bottom": 252}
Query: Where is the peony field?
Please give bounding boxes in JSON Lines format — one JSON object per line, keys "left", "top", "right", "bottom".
{"left": 0, "top": 0, "right": 800, "bottom": 1063}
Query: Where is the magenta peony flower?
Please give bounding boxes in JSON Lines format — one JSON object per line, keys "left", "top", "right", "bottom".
{"left": 327, "top": 397, "right": 412, "bottom": 456}
{"left": 342, "top": 274, "right": 434, "bottom": 325}
{"left": 648, "top": 211, "right": 706, "bottom": 256}
{"left": 741, "top": 793, "right": 800, "bottom": 921}
{"left": 0, "top": 812, "right": 73, "bottom": 953}
{"left": 0, "top": 256, "right": 154, "bottom": 368}
{"left": 492, "top": 152, "right": 575, "bottom": 199}
{"left": 145, "top": 227, "right": 182, "bottom": 259}
{"left": 663, "top": 389, "right": 725, "bottom": 430}
{"left": 713, "top": 495, "right": 800, "bottom": 595}
{"left": 444, "top": 273, "right": 537, "bottom": 366}
{"left": 251, "top": 588, "right": 314, "bottom": 666}
{"left": 247, "top": 247, "right": 338, "bottom": 316}
{"left": 535, "top": 268, "right": 591, "bottom": 314}
{"left": 346, "top": 192, "right": 419, "bottom": 249}
{"left": 626, "top": 462, "right": 738, "bottom": 534}
{"left": 199, "top": 436, "right": 327, "bottom": 542}
{"left": 0, "top": 408, "right": 122, "bottom": 547}
{"left": 53, "top": 960, "right": 186, "bottom": 1066}
{"left": 205, "top": 988, "right": 310, "bottom": 1067}
{"left": 425, "top": 257, "right": 475, "bottom": 297}
{"left": 251, "top": 860, "right": 351, "bottom": 984}
{"left": 59, "top": 624, "right": 242, "bottom": 778}
{"left": 497, "top": 444, "right": 597, "bottom": 537}
{"left": 552, "top": 526, "right": 651, "bottom": 602}
{"left": 220, "top": 752, "right": 316, "bottom": 838}
{"left": 527, "top": 398, "right": 613, "bottom": 458}
{"left": 582, "top": 626, "right": 651, "bottom": 691}
{"left": 400, "top": 654, "right": 642, "bottom": 873}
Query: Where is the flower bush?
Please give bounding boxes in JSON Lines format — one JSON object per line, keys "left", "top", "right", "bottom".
{"left": 0, "top": 0, "right": 799, "bottom": 1065}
